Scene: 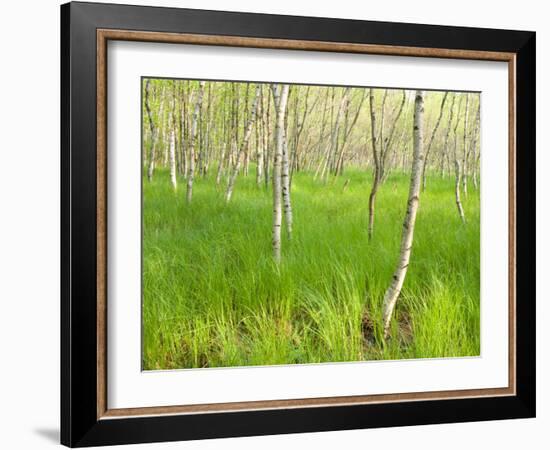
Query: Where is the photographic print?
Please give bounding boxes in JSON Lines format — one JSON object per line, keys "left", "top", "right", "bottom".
{"left": 141, "top": 79, "right": 481, "bottom": 371}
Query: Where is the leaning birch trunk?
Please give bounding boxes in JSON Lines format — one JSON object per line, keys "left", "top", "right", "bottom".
{"left": 381, "top": 90, "right": 425, "bottom": 339}
{"left": 186, "top": 81, "right": 206, "bottom": 203}
{"left": 281, "top": 128, "right": 293, "bottom": 238}
{"left": 225, "top": 85, "right": 261, "bottom": 203}
{"left": 271, "top": 84, "right": 290, "bottom": 264}
{"left": 421, "top": 92, "right": 448, "bottom": 191}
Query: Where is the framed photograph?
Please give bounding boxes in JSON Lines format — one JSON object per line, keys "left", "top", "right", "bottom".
{"left": 61, "top": 1, "right": 535, "bottom": 447}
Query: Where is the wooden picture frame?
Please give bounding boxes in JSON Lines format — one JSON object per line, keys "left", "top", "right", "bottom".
{"left": 61, "top": 1, "right": 535, "bottom": 447}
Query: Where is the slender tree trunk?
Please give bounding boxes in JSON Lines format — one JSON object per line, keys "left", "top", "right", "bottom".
{"left": 335, "top": 90, "right": 367, "bottom": 176}
{"left": 145, "top": 81, "right": 161, "bottom": 181}
{"left": 225, "top": 85, "right": 261, "bottom": 202}
{"left": 421, "top": 92, "right": 449, "bottom": 190}
{"left": 453, "top": 97, "right": 466, "bottom": 222}
{"left": 281, "top": 128, "right": 293, "bottom": 238}
{"left": 256, "top": 86, "right": 264, "bottom": 186}
{"left": 381, "top": 90, "right": 425, "bottom": 338}
{"left": 379, "top": 90, "right": 406, "bottom": 181}
{"left": 462, "top": 93, "right": 470, "bottom": 197}
{"left": 271, "top": 84, "right": 290, "bottom": 263}
{"left": 168, "top": 85, "right": 178, "bottom": 190}
{"left": 215, "top": 143, "right": 226, "bottom": 186}
{"left": 264, "top": 90, "right": 272, "bottom": 189}
{"left": 186, "top": 81, "right": 206, "bottom": 203}
{"left": 367, "top": 88, "right": 382, "bottom": 241}
{"left": 470, "top": 104, "right": 480, "bottom": 190}
{"left": 169, "top": 127, "right": 177, "bottom": 190}
{"left": 439, "top": 94, "right": 456, "bottom": 178}
{"left": 321, "top": 88, "right": 350, "bottom": 183}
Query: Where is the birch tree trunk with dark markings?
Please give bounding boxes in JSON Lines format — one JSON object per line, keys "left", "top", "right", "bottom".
{"left": 145, "top": 80, "right": 159, "bottom": 182}
{"left": 381, "top": 90, "right": 425, "bottom": 339}
{"left": 470, "top": 105, "right": 480, "bottom": 190}
{"left": 367, "top": 88, "right": 382, "bottom": 241}
{"left": 168, "top": 86, "right": 177, "bottom": 190}
{"left": 186, "top": 81, "right": 205, "bottom": 203}
{"left": 281, "top": 128, "right": 293, "bottom": 238}
{"left": 453, "top": 96, "right": 466, "bottom": 222}
{"left": 271, "top": 84, "right": 290, "bottom": 264}
{"left": 462, "top": 93, "right": 470, "bottom": 197}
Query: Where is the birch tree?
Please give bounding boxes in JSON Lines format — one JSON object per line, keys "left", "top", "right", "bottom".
{"left": 271, "top": 84, "right": 290, "bottom": 263}
{"left": 225, "top": 84, "right": 262, "bottom": 203}
{"left": 381, "top": 90, "right": 425, "bottom": 338}
{"left": 453, "top": 96, "right": 466, "bottom": 222}
{"left": 462, "top": 94, "right": 470, "bottom": 196}
{"left": 144, "top": 80, "right": 159, "bottom": 182}
{"left": 168, "top": 85, "right": 177, "bottom": 190}
{"left": 470, "top": 104, "right": 480, "bottom": 190}
{"left": 186, "top": 81, "right": 206, "bottom": 203}
{"left": 281, "top": 128, "right": 293, "bottom": 238}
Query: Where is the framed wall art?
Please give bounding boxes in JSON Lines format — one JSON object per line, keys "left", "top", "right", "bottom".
{"left": 61, "top": 1, "right": 536, "bottom": 447}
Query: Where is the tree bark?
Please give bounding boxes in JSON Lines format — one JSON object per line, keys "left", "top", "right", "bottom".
{"left": 271, "top": 84, "right": 290, "bottom": 264}
{"left": 225, "top": 84, "right": 261, "bottom": 203}
{"left": 186, "top": 81, "right": 205, "bottom": 203}
{"left": 381, "top": 90, "right": 425, "bottom": 338}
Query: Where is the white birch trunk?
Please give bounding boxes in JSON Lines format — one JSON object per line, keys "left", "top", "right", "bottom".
{"left": 169, "top": 128, "right": 177, "bottom": 190}
{"left": 367, "top": 88, "right": 381, "bottom": 241}
{"left": 271, "top": 84, "right": 290, "bottom": 264}
{"left": 281, "top": 128, "right": 293, "bottom": 238}
{"left": 225, "top": 85, "right": 262, "bottom": 202}
{"left": 381, "top": 90, "right": 425, "bottom": 339}
{"left": 186, "top": 81, "right": 205, "bottom": 203}
{"left": 144, "top": 80, "right": 157, "bottom": 182}
{"left": 453, "top": 97, "right": 466, "bottom": 222}
{"left": 462, "top": 93, "right": 470, "bottom": 196}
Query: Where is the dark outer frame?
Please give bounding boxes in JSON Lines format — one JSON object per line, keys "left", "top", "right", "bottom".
{"left": 61, "top": 1, "right": 535, "bottom": 447}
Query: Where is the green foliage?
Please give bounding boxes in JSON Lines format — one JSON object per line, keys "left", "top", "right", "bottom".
{"left": 142, "top": 168, "right": 480, "bottom": 369}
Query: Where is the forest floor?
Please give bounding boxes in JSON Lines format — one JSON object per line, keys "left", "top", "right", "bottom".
{"left": 142, "top": 167, "right": 480, "bottom": 370}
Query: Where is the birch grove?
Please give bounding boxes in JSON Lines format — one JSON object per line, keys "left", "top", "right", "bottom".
{"left": 142, "top": 79, "right": 481, "bottom": 347}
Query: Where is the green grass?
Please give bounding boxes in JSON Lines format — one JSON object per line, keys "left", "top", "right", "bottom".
{"left": 142, "top": 167, "right": 480, "bottom": 370}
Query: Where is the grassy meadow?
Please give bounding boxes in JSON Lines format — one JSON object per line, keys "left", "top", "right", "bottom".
{"left": 142, "top": 167, "right": 480, "bottom": 370}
